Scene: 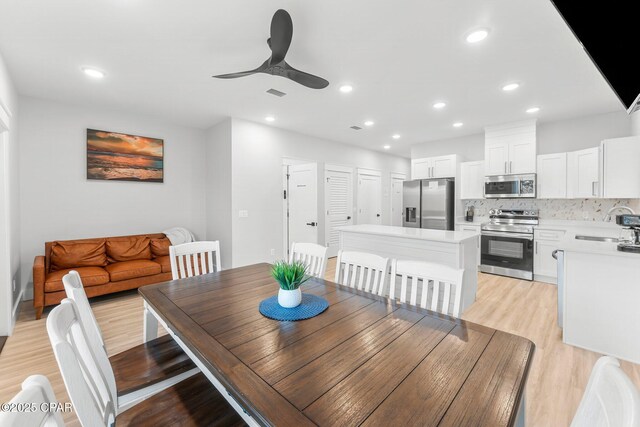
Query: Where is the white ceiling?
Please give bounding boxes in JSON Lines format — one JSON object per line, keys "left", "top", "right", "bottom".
{"left": 0, "top": 0, "right": 623, "bottom": 157}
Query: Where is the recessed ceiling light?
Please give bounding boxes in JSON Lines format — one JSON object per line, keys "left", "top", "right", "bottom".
{"left": 392, "top": 134, "right": 401, "bottom": 139}
{"left": 82, "top": 67, "right": 105, "bottom": 79}
{"left": 502, "top": 82, "right": 520, "bottom": 91}
{"left": 383, "top": 145, "right": 391, "bottom": 150}
{"left": 265, "top": 115, "right": 275, "bottom": 122}
{"left": 364, "top": 120, "right": 375, "bottom": 126}
{"left": 465, "top": 29, "right": 490, "bottom": 44}
{"left": 339, "top": 84, "right": 353, "bottom": 93}
{"left": 453, "top": 122, "right": 464, "bottom": 128}
{"left": 433, "top": 102, "right": 447, "bottom": 109}
{"left": 526, "top": 106, "right": 540, "bottom": 113}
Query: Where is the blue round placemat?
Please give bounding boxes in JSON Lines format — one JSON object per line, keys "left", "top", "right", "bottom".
{"left": 259, "top": 293, "right": 329, "bottom": 321}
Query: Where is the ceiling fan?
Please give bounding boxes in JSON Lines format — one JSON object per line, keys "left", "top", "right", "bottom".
{"left": 213, "top": 9, "right": 329, "bottom": 89}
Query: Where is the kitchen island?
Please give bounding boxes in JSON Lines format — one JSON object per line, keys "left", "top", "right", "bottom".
{"left": 337, "top": 224, "right": 479, "bottom": 313}
{"left": 559, "top": 238, "right": 640, "bottom": 363}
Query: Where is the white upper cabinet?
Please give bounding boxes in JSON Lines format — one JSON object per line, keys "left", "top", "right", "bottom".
{"left": 601, "top": 136, "right": 640, "bottom": 198}
{"left": 484, "top": 120, "right": 537, "bottom": 176}
{"left": 537, "top": 153, "right": 567, "bottom": 199}
{"left": 460, "top": 161, "right": 485, "bottom": 199}
{"left": 567, "top": 147, "right": 600, "bottom": 198}
{"left": 411, "top": 158, "right": 431, "bottom": 180}
{"left": 411, "top": 154, "right": 457, "bottom": 179}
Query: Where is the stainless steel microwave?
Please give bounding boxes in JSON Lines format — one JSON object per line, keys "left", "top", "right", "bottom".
{"left": 484, "top": 174, "right": 536, "bottom": 199}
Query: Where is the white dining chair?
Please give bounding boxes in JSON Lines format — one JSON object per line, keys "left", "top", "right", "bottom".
{"left": 334, "top": 250, "right": 390, "bottom": 296}
{"left": 390, "top": 259, "right": 464, "bottom": 317}
{"left": 289, "top": 242, "right": 329, "bottom": 278}
{"left": 46, "top": 299, "right": 244, "bottom": 426}
{"left": 0, "top": 375, "right": 65, "bottom": 427}
{"left": 169, "top": 241, "right": 222, "bottom": 280}
{"left": 62, "top": 271, "right": 198, "bottom": 407}
{"left": 571, "top": 356, "right": 640, "bottom": 427}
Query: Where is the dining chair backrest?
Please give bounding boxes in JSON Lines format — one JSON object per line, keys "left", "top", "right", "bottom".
{"left": 571, "top": 356, "right": 640, "bottom": 427}
{"left": 47, "top": 299, "right": 117, "bottom": 427}
{"left": 390, "top": 260, "right": 464, "bottom": 317}
{"left": 63, "top": 270, "right": 105, "bottom": 352}
{"left": 289, "top": 242, "right": 329, "bottom": 278}
{"left": 169, "top": 241, "right": 222, "bottom": 280}
{"left": 334, "top": 250, "right": 390, "bottom": 296}
{"left": 0, "top": 375, "right": 65, "bottom": 427}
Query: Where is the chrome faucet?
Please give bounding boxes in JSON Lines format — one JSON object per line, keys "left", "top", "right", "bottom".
{"left": 602, "top": 206, "right": 636, "bottom": 222}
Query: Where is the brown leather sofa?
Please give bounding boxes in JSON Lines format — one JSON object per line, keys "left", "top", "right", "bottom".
{"left": 33, "top": 233, "right": 173, "bottom": 319}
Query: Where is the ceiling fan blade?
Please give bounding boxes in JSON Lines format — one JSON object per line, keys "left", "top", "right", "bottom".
{"left": 212, "top": 60, "right": 269, "bottom": 79}
{"left": 269, "top": 9, "right": 293, "bottom": 64}
{"left": 282, "top": 63, "right": 329, "bottom": 89}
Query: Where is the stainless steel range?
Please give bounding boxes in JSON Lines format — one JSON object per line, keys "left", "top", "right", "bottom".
{"left": 480, "top": 209, "right": 539, "bottom": 280}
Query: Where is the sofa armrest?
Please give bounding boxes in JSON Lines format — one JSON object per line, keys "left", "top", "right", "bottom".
{"left": 33, "top": 256, "right": 46, "bottom": 319}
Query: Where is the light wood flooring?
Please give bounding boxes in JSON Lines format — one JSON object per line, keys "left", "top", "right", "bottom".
{"left": 1, "top": 259, "right": 639, "bottom": 426}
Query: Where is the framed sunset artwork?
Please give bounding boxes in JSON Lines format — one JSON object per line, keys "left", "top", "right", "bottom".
{"left": 87, "top": 129, "right": 164, "bottom": 182}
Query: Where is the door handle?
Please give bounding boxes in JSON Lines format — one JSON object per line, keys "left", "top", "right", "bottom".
{"left": 347, "top": 216, "right": 351, "bottom": 220}
{"left": 376, "top": 214, "right": 381, "bottom": 217}
{"left": 306, "top": 222, "right": 317, "bottom": 226}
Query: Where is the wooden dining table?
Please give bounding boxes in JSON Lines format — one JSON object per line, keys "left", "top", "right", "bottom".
{"left": 139, "top": 263, "right": 534, "bottom": 427}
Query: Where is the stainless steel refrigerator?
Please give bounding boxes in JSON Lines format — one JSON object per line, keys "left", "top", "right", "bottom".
{"left": 402, "top": 178, "right": 455, "bottom": 230}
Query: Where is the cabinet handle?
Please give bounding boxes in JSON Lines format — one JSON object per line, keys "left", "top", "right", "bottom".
{"left": 592, "top": 181, "right": 598, "bottom": 197}
{"left": 535, "top": 241, "right": 538, "bottom": 254}
{"left": 504, "top": 162, "right": 507, "bottom": 174}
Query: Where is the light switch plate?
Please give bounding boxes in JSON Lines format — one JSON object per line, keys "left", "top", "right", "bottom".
{"left": 239, "top": 210, "right": 249, "bottom": 218}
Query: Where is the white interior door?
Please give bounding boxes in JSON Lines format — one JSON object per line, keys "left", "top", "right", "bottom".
{"left": 325, "top": 165, "right": 353, "bottom": 257}
{"left": 390, "top": 174, "right": 405, "bottom": 226}
{"left": 357, "top": 170, "right": 382, "bottom": 225}
{"left": 287, "top": 163, "right": 318, "bottom": 252}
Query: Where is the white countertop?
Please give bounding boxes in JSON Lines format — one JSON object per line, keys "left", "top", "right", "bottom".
{"left": 558, "top": 239, "right": 640, "bottom": 260}
{"left": 336, "top": 224, "right": 477, "bottom": 243}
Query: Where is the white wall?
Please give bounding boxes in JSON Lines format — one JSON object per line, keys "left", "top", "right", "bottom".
{"left": 230, "top": 118, "right": 410, "bottom": 267}
{"left": 18, "top": 96, "right": 207, "bottom": 298}
{"left": 411, "top": 111, "right": 632, "bottom": 160}
{"left": 204, "top": 119, "right": 233, "bottom": 269}
{"left": 0, "top": 52, "right": 20, "bottom": 335}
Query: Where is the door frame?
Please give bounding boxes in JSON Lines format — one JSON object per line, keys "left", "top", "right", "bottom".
{"left": 390, "top": 172, "right": 407, "bottom": 226}
{"left": 324, "top": 164, "right": 354, "bottom": 257}
{"left": 0, "top": 101, "right": 15, "bottom": 335}
{"left": 356, "top": 168, "right": 382, "bottom": 224}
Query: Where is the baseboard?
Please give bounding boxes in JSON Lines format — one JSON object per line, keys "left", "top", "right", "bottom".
{"left": 0, "top": 336, "right": 6, "bottom": 355}
{"left": 534, "top": 274, "right": 557, "bottom": 285}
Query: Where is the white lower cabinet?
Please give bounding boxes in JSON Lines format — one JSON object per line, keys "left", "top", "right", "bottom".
{"left": 456, "top": 224, "right": 481, "bottom": 267}
{"left": 534, "top": 229, "right": 566, "bottom": 284}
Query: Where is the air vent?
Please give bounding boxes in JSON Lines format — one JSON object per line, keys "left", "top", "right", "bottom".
{"left": 266, "top": 88, "right": 286, "bottom": 97}
{"left": 350, "top": 126, "right": 362, "bottom": 130}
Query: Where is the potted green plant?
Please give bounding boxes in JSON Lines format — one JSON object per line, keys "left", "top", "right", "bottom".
{"left": 271, "top": 260, "right": 310, "bottom": 308}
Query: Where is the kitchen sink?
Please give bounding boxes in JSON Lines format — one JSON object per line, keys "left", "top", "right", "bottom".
{"left": 574, "top": 235, "right": 620, "bottom": 243}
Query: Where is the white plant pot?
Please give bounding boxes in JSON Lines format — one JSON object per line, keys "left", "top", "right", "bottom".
{"left": 278, "top": 288, "right": 302, "bottom": 308}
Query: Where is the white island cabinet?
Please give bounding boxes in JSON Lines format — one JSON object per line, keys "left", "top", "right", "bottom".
{"left": 337, "top": 224, "right": 478, "bottom": 313}
{"left": 560, "top": 241, "right": 640, "bottom": 363}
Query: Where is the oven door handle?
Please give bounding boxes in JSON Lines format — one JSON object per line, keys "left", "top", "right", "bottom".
{"left": 481, "top": 231, "right": 534, "bottom": 241}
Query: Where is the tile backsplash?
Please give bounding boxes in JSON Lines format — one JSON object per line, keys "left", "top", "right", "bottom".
{"left": 464, "top": 199, "right": 640, "bottom": 221}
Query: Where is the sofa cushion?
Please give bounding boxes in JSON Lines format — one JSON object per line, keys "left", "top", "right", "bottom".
{"left": 105, "top": 260, "right": 162, "bottom": 282}
{"left": 50, "top": 240, "right": 108, "bottom": 271}
{"left": 150, "top": 237, "right": 171, "bottom": 258}
{"left": 153, "top": 256, "right": 172, "bottom": 274}
{"left": 45, "top": 267, "right": 110, "bottom": 292}
{"left": 106, "top": 236, "right": 152, "bottom": 262}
